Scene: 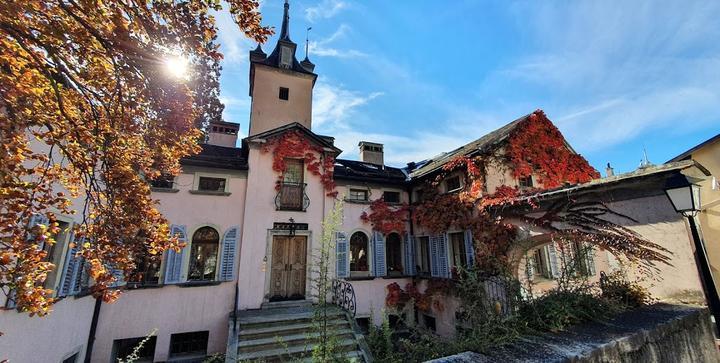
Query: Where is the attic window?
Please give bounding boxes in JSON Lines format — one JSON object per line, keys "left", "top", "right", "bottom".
{"left": 279, "top": 87, "right": 289, "bottom": 100}
{"left": 383, "top": 191, "right": 400, "bottom": 204}
{"left": 519, "top": 175, "right": 533, "bottom": 188}
{"left": 446, "top": 176, "right": 461, "bottom": 192}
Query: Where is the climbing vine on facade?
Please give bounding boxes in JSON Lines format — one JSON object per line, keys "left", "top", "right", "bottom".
{"left": 506, "top": 110, "right": 600, "bottom": 188}
{"left": 360, "top": 198, "right": 408, "bottom": 234}
{"left": 261, "top": 130, "right": 337, "bottom": 196}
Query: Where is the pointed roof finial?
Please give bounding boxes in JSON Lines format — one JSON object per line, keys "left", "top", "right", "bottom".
{"left": 638, "top": 146, "right": 654, "bottom": 169}
{"left": 280, "top": 0, "right": 291, "bottom": 41}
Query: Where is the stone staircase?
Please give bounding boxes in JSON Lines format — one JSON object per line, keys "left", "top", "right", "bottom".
{"left": 226, "top": 301, "right": 371, "bottom": 362}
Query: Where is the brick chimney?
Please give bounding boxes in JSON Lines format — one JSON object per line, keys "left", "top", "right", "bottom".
{"left": 606, "top": 163, "right": 615, "bottom": 177}
{"left": 359, "top": 141, "right": 384, "bottom": 165}
{"left": 207, "top": 121, "right": 240, "bottom": 148}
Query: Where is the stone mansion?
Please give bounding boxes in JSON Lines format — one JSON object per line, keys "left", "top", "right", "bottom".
{"left": 0, "top": 2, "right": 711, "bottom": 362}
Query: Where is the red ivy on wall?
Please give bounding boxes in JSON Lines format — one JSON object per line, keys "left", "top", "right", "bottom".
{"left": 386, "top": 280, "right": 454, "bottom": 312}
{"left": 506, "top": 110, "right": 600, "bottom": 188}
{"left": 360, "top": 198, "right": 408, "bottom": 234}
{"left": 261, "top": 130, "right": 337, "bottom": 196}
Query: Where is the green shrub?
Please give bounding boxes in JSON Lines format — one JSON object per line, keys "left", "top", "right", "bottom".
{"left": 518, "top": 288, "right": 619, "bottom": 333}
{"left": 600, "top": 271, "right": 652, "bottom": 308}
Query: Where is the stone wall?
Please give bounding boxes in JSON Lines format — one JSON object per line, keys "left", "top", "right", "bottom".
{"left": 427, "top": 304, "right": 719, "bottom": 363}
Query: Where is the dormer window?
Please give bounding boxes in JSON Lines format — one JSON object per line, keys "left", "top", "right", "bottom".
{"left": 445, "top": 176, "right": 461, "bottom": 193}
{"left": 280, "top": 46, "right": 292, "bottom": 68}
{"left": 279, "top": 87, "right": 289, "bottom": 100}
{"left": 383, "top": 191, "right": 400, "bottom": 204}
{"left": 519, "top": 175, "right": 533, "bottom": 189}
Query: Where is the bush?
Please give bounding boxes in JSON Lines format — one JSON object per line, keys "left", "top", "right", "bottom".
{"left": 600, "top": 271, "right": 652, "bottom": 308}
{"left": 518, "top": 287, "right": 619, "bottom": 333}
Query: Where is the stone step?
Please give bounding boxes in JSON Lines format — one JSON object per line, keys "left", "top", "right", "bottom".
{"left": 237, "top": 308, "right": 345, "bottom": 328}
{"left": 236, "top": 337, "right": 359, "bottom": 362}
{"left": 239, "top": 319, "right": 349, "bottom": 340}
{"left": 238, "top": 328, "right": 356, "bottom": 353}
{"left": 261, "top": 300, "right": 313, "bottom": 310}
{"left": 298, "top": 350, "right": 364, "bottom": 363}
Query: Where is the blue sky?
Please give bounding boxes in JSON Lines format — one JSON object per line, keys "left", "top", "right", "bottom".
{"left": 214, "top": 0, "right": 720, "bottom": 175}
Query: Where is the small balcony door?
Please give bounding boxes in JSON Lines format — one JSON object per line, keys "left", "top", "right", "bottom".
{"left": 277, "top": 159, "right": 305, "bottom": 211}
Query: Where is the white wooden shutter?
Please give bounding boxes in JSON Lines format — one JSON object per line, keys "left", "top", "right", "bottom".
{"left": 526, "top": 254, "right": 535, "bottom": 281}
{"left": 110, "top": 266, "right": 125, "bottom": 287}
{"left": 164, "top": 225, "right": 187, "bottom": 284}
{"left": 437, "top": 233, "right": 450, "bottom": 278}
{"left": 404, "top": 233, "right": 416, "bottom": 276}
{"left": 430, "top": 235, "right": 440, "bottom": 277}
{"left": 372, "top": 231, "right": 386, "bottom": 277}
{"left": 336, "top": 231, "right": 349, "bottom": 278}
{"left": 585, "top": 244, "right": 596, "bottom": 276}
{"left": 27, "top": 213, "right": 50, "bottom": 250}
{"left": 547, "top": 242, "right": 560, "bottom": 279}
{"left": 59, "top": 236, "right": 83, "bottom": 296}
{"left": 219, "top": 227, "right": 239, "bottom": 281}
{"left": 463, "top": 230, "right": 475, "bottom": 268}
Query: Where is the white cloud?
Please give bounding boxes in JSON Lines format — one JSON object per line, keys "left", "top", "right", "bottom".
{"left": 213, "top": 10, "right": 257, "bottom": 64}
{"left": 500, "top": 0, "right": 720, "bottom": 151}
{"left": 312, "top": 81, "right": 383, "bottom": 129}
{"left": 308, "top": 24, "right": 367, "bottom": 58}
{"left": 305, "top": 0, "right": 348, "bottom": 23}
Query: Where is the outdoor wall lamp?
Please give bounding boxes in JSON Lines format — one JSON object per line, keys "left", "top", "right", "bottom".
{"left": 287, "top": 217, "right": 297, "bottom": 237}
{"left": 665, "top": 174, "right": 720, "bottom": 336}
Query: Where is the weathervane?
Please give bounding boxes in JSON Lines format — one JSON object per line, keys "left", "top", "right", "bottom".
{"left": 305, "top": 27, "right": 312, "bottom": 59}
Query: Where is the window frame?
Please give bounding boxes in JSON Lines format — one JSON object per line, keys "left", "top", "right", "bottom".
{"left": 191, "top": 172, "right": 230, "bottom": 195}
{"left": 186, "top": 226, "right": 221, "bottom": 282}
{"left": 518, "top": 175, "right": 534, "bottom": 189}
{"left": 168, "top": 331, "right": 209, "bottom": 359}
{"left": 448, "top": 231, "right": 467, "bottom": 272}
{"left": 113, "top": 335, "right": 157, "bottom": 363}
{"left": 150, "top": 174, "right": 176, "bottom": 190}
{"left": 346, "top": 186, "right": 370, "bottom": 202}
{"left": 349, "top": 231, "right": 371, "bottom": 275}
{"left": 382, "top": 190, "right": 401, "bottom": 204}
{"left": 385, "top": 232, "right": 404, "bottom": 276}
{"left": 415, "top": 236, "right": 431, "bottom": 276}
{"left": 279, "top": 87, "right": 290, "bottom": 100}
{"left": 445, "top": 175, "right": 462, "bottom": 193}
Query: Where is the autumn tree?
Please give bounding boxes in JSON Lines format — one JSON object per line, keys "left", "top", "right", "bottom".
{"left": 0, "top": 0, "right": 272, "bottom": 315}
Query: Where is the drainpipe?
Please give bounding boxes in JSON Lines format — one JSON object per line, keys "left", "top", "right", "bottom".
{"left": 84, "top": 295, "right": 103, "bottom": 363}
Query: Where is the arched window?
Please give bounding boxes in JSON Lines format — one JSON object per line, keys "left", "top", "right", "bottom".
{"left": 350, "top": 232, "right": 369, "bottom": 273}
{"left": 386, "top": 233, "right": 403, "bottom": 276}
{"left": 188, "top": 226, "right": 219, "bottom": 281}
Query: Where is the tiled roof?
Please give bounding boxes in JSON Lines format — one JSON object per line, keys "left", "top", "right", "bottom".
{"left": 408, "top": 114, "right": 530, "bottom": 179}
{"left": 181, "top": 144, "right": 247, "bottom": 170}
{"left": 334, "top": 159, "right": 407, "bottom": 185}
{"left": 528, "top": 160, "right": 710, "bottom": 201}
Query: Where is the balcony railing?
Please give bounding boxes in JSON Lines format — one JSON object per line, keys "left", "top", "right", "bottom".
{"left": 331, "top": 279, "right": 357, "bottom": 317}
{"left": 275, "top": 182, "right": 310, "bottom": 211}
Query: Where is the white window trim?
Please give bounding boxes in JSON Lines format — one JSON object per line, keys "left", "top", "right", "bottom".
{"left": 192, "top": 172, "right": 231, "bottom": 193}
{"left": 182, "top": 224, "right": 224, "bottom": 282}
{"left": 381, "top": 188, "right": 403, "bottom": 204}
{"left": 444, "top": 173, "right": 464, "bottom": 193}
{"left": 348, "top": 229, "right": 372, "bottom": 276}
{"left": 384, "top": 231, "right": 405, "bottom": 277}
{"left": 415, "top": 235, "right": 431, "bottom": 275}
{"left": 446, "top": 230, "right": 466, "bottom": 270}
{"left": 344, "top": 185, "right": 372, "bottom": 203}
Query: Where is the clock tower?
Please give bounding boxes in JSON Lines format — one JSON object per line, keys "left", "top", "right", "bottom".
{"left": 247, "top": 0, "right": 317, "bottom": 136}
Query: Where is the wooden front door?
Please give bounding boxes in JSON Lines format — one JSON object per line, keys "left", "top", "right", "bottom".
{"left": 270, "top": 235, "right": 307, "bottom": 301}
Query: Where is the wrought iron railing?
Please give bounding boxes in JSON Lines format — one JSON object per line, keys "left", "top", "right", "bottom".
{"left": 275, "top": 182, "right": 310, "bottom": 211}
{"left": 331, "top": 279, "right": 357, "bottom": 317}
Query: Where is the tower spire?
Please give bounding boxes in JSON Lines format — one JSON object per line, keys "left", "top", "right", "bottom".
{"left": 280, "top": 0, "right": 291, "bottom": 40}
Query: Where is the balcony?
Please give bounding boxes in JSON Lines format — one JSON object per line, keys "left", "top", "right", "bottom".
{"left": 275, "top": 182, "right": 310, "bottom": 211}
